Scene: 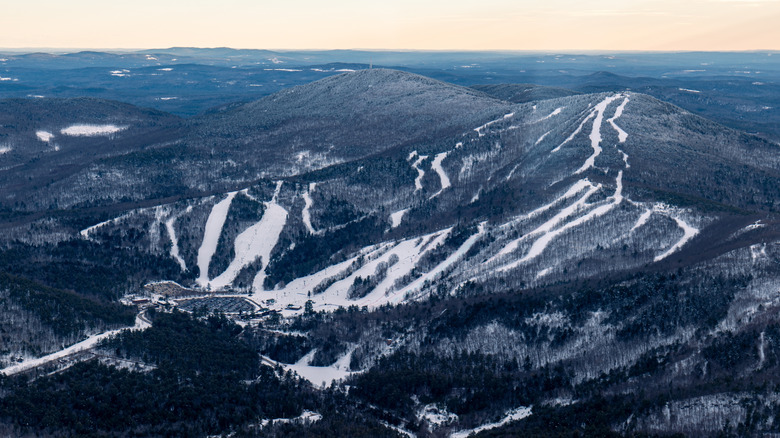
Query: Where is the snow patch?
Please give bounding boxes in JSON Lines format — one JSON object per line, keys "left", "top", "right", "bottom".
{"left": 261, "top": 410, "right": 322, "bottom": 427}
{"left": 80, "top": 213, "right": 130, "bottom": 238}
{"left": 619, "top": 149, "right": 630, "bottom": 168}
{"left": 390, "top": 209, "right": 408, "bottom": 228}
{"left": 266, "top": 348, "right": 355, "bottom": 388}
{"left": 36, "top": 130, "right": 54, "bottom": 142}
{"left": 0, "top": 145, "right": 11, "bottom": 155}
{"left": 61, "top": 124, "right": 126, "bottom": 137}
{"left": 264, "top": 68, "right": 303, "bottom": 72}
{"left": 419, "top": 404, "right": 458, "bottom": 427}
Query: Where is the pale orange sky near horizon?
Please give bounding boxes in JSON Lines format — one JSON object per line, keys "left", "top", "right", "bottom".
{"left": 1, "top": 0, "right": 778, "bottom": 51}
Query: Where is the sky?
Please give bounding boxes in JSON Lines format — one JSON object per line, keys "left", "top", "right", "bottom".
{"left": 1, "top": 0, "right": 779, "bottom": 51}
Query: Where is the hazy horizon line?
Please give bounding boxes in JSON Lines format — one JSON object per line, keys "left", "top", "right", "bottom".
{"left": 1, "top": 47, "right": 779, "bottom": 55}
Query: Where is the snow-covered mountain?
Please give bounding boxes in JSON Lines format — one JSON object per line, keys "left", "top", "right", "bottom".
{"left": 2, "top": 68, "right": 780, "bottom": 436}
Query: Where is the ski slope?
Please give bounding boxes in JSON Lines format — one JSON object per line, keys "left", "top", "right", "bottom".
{"left": 1, "top": 312, "right": 150, "bottom": 376}
{"left": 302, "top": 183, "right": 316, "bottom": 234}
{"left": 211, "top": 200, "right": 288, "bottom": 291}
{"left": 552, "top": 112, "right": 595, "bottom": 153}
{"left": 474, "top": 112, "right": 514, "bottom": 137}
{"left": 608, "top": 96, "right": 630, "bottom": 143}
{"left": 409, "top": 152, "right": 429, "bottom": 192}
{"left": 165, "top": 206, "right": 192, "bottom": 271}
{"left": 450, "top": 407, "right": 532, "bottom": 438}
{"left": 654, "top": 215, "right": 699, "bottom": 262}
{"left": 575, "top": 94, "right": 623, "bottom": 174}
{"left": 196, "top": 192, "right": 237, "bottom": 288}
{"left": 429, "top": 152, "right": 451, "bottom": 199}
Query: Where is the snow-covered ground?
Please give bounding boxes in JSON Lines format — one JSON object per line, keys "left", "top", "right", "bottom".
{"left": 533, "top": 107, "right": 563, "bottom": 123}
{"left": 263, "top": 348, "right": 355, "bottom": 388}
{"left": 36, "top": 130, "right": 54, "bottom": 142}
{"left": 196, "top": 192, "right": 238, "bottom": 288}
{"left": 390, "top": 209, "right": 408, "bottom": 228}
{"left": 419, "top": 404, "right": 458, "bottom": 427}
{"left": 450, "top": 406, "right": 532, "bottom": 438}
{"left": 410, "top": 152, "right": 428, "bottom": 192}
{"left": 0, "top": 145, "right": 12, "bottom": 154}
{"left": 166, "top": 206, "right": 192, "bottom": 271}
{"left": 261, "top": 410, "right": 323, "bottom": 427}
{"left": 491, "top": 180, "right": 599, "bottom": 262}
{"left": 394, "top": 223, "right": 485, "bottom": 300}
{"left": 60, "top": 124, "right": 127, "bottom": 137}
{"left": 302, "top": 183, "right": 317, "bottom": 235}
{"left": 654, "top": 214, "right": 699, "bottom": 262}
{"left": 630, "top": 209, "right": 653, "bottom": 233}
{"left": 80, "top": 213, "right": 131, "bottom": 238}
{"left": 429, "top": 152, "right": 451, "bottom": 198}
{"left": 474, "top": 112, "right": 514, "bottom": 137}
{"left": 608, "top": 96, "right": 630, "bottom": 143}
{"left": 575, "top": 94, "right": 623, "bottom": 174}
{"left": 499, "top": 173, "right": 622, "bottom": 271}
{"left": 209, "top": 190, "right": 288, "bottom": 291}
{"left": 552, "top": 112, "right": 595, "bottom": 153}
{"left": 0, "top": 312, "right": 150, "bottom": 376}
{"left": 535, "top": 130, "right": 551, "bottom": 146}
{"left": 247, "top": 222, "right": 490, "bottom": 313}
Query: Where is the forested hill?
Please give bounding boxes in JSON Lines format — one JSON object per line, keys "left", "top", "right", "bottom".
{"left": 1, "top": 67, "right": 780, "bottom": 436}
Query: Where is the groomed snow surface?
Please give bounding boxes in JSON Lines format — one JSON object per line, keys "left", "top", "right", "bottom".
{"left": 450, "top": 407, "right": 532, "bottom": 438}
{"left": 608, "top": 96, "right": 630, "bottom": 143}
{"left": 429, "top": 152, "right": 451, "bottom": 198}
{"left": 60, "top": 124, "right": 127, "bottom": 137}
{"left": 166, "top": 206, "right": 193, "bottom": 271}
{"left": 474, "top": 112, "right": 514, "bottom": 137}
{"left": 410, "top": 152, "right": 428, "bottom": 192}
{"left": 196, "top": 192, "right": 238, "bottom": 288}
{"left": 302, "top": 183, "right": 316, "bottom": 234}
{"left": 654, "top": 214, "right": 699, "bottom": 262}
{"left": 262, "top": 348, "right": 354, "bottom": 388}
{"left": 1, "top": 312, "right": 150, "bottom": 376}
{"left": 250, "top": 223, "right": 484, "bottom": 314}
{"left": 575, "top": 94, "right": 623, "bottom": 174}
